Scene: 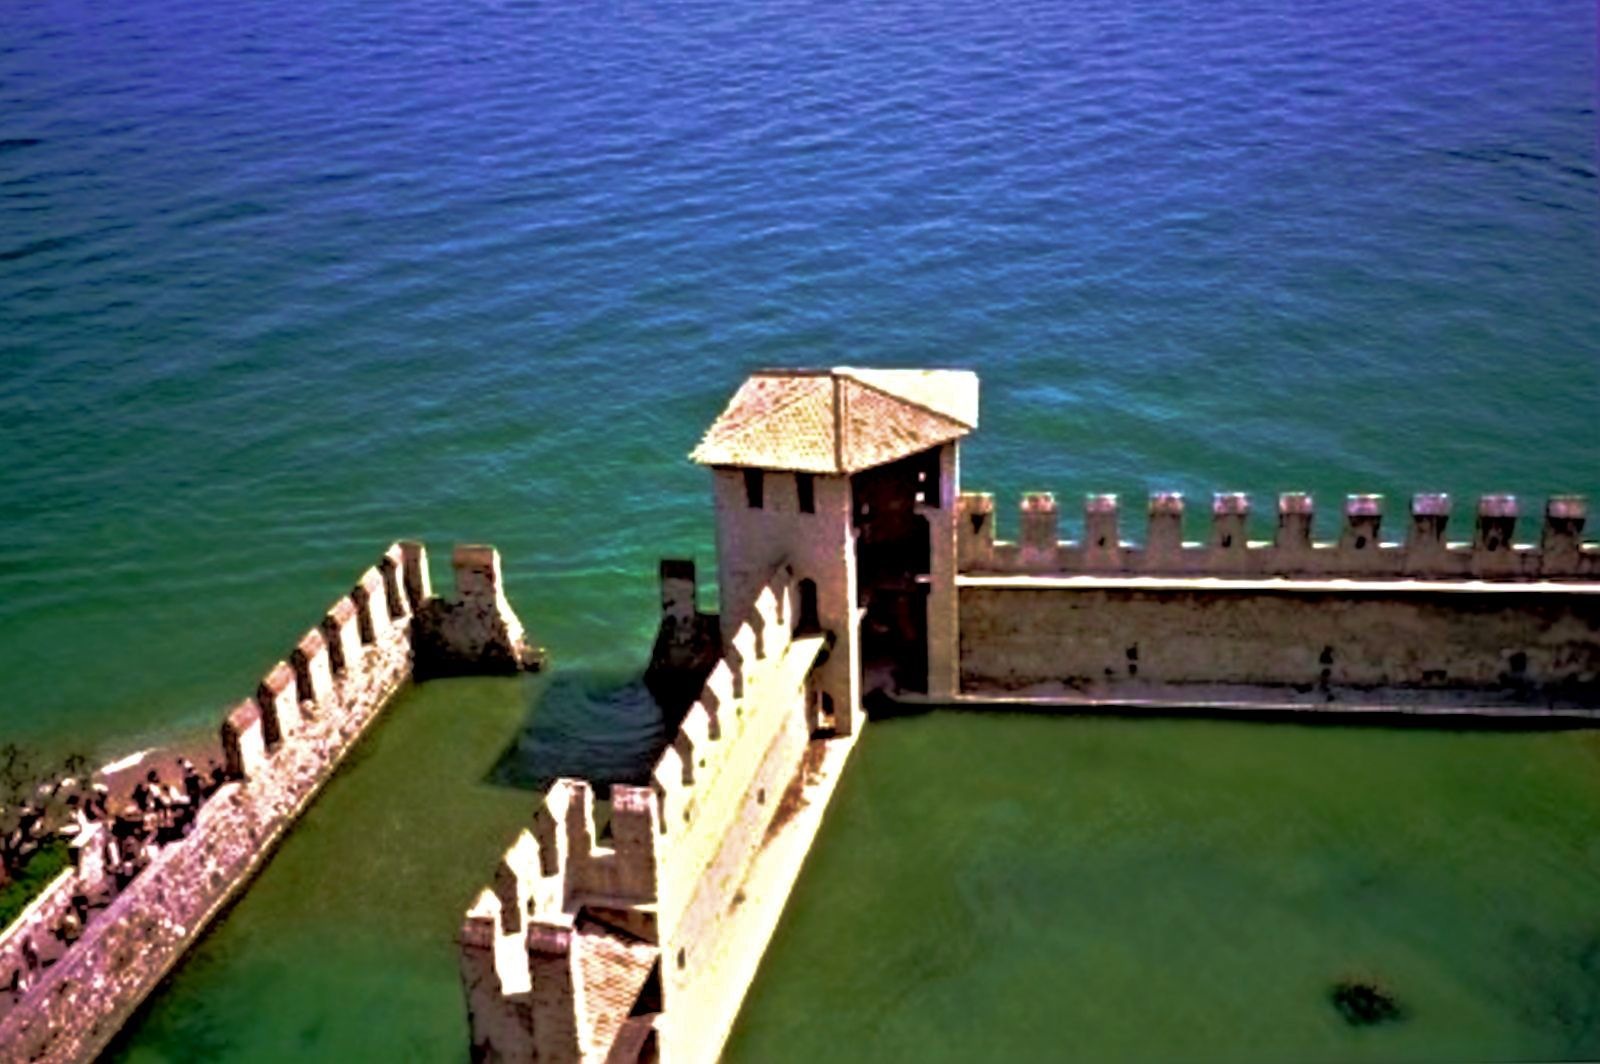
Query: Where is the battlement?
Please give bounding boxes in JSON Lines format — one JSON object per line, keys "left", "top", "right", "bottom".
{"left": 462, "top": 564, "right": 829, "bottom": 1063}
{"left": 473, "top": 564, "right": 811, "bottom": 927}
{"left": 1, "top": 540, "right": 541, "bottom": 1063}
{"left": 221, "top": 542, "right": 539, "bottom": 780}
{"left": 458, "top": 366, "right": 1600, "bottom": 1064}
{"left": 958, "top": 491, "right": 1596, "bottom": 580}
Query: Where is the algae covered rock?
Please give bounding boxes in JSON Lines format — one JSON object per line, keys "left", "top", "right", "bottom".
{"left": 1330, "top": 976, "right": 1403, "bottom": 1026}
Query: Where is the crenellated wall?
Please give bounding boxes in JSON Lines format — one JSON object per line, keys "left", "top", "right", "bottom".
{"left": 458, "top": 369, "right": 1600, "bottom": 1064}
{"left": 952, "top": 491, "right": 1600, "bottom": 709}
{"left": 461, "top": 564, "right": 843, "bottom": 1064}
{"left": 0, "top": 542, "right": 539, "bottom": 1063}
{"left": 957, "top": 491, "right": 1597, "bottom": 579}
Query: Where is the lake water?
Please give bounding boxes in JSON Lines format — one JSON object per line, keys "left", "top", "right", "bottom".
{"left": 3, "top": 0, "right": 1597, "bottom": 1058}
{"left": 727, "top": 714, "right": 1600, "bottom": 1063}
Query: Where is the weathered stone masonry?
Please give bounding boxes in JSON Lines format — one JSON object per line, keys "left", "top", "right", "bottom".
{"left": 460, "top": 367, "right": 1598, "bottom": 1064}
{"left": 460, "top": 565, "right": 851, "bottom": 1064}
{"left": 457, "top": 369, "right": 983, "bottom": 1063}
{"left": 953, "top": 491, "right": 1600, "bottom": 710}
{"left": 0, "top": 541, "right": 539, "bottom": 1063}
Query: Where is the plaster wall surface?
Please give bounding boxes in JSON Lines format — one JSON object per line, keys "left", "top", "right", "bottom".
{"left": 712, "top": 470, "right": 860, "bottom": 732}
{"left": 958, "top": 580, "right": 1600, "bottom": 703}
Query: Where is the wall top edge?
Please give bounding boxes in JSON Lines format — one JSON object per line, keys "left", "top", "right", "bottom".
{"left": 955, "top": 574, "right": 1600, "bottom": 595}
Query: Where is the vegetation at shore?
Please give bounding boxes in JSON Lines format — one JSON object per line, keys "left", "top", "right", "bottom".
{"left": 0, "top": 743, "right": 93, "bottom": 929}
{"left": 0, "top": 839, "right": 71, "bottom": 928}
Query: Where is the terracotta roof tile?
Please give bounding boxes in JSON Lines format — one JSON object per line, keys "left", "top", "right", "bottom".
{"left": 690, "top": 368, "right": 977, "bottom": 473}
{"left": 577, "top": 922, "right": 659, "bottom": 1059}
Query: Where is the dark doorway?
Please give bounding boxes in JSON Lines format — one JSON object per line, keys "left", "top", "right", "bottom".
{"left": 851, "top": 447, "right": 937, "bottom": 694}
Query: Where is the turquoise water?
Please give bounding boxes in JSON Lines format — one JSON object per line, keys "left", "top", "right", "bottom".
{"left": 3, "top": 0, "right": 1598, "bottom": 1057}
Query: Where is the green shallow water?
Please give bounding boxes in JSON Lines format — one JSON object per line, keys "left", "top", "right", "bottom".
{"left": 727, "top": 714, "right": 1600, "bottom": 1063}
{"left": 105, "top": 677, "right": 539, "bottom": 1063}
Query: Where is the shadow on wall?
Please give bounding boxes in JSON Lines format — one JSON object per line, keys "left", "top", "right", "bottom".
{"left": 485, "top": 671, "right": 671, "bottom": 793}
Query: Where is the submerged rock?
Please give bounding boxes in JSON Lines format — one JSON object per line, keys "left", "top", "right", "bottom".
{"left": 1331, "top": 977, "right": 1403, "bottom": 1026}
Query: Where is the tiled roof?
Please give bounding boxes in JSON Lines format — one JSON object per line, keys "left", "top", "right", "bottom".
{"left": 577, "top": 918, "right": 659, "bottom": 1060}
{"left": 690, "top": 368, "right": 978, "bottom": 473}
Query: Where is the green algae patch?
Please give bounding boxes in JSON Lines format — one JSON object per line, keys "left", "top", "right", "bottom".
{"left": 0, "top": 840, "right": 71, "bottom": 929}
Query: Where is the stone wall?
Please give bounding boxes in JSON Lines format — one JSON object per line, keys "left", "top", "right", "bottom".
{"left": 0, "top": 827, "right": 108, "bottom": 996}
{"left": 958, "top": 491, "right": 1596, "bottom": 579}
{"left": 0, "top": 541, "right": 537, "bottom": 1063}
{"left": 462, "top": 565, "right": 838, "bottom": 1064}
{"left": 711, "top": 468, "right": 862, "bottom": 736}
{"left": 950, "top": 489, "right": 1599, "bottom": 711}
{"left": 959, "top": 580, "right": 1600, "bottom": 705}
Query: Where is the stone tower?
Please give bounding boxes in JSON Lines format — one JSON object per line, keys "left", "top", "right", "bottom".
{"left": 690, "top": 368, "right": 979, "bottom": 723}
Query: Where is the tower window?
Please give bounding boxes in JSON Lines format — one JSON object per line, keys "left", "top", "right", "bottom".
{"left": 796, "top": 473, "right": 815, "bottom": 514}
{"left": 743, "top": 468, "right": 764, "bottom": 509}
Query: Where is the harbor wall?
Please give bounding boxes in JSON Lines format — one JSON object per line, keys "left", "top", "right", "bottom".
{"left": 461, "top": 566, "right": 839, "bottom": 1064}
{"left": 0, "top": 542, "right": 536, "bottom": 1063}
{"left": 959, "top": 582, "right": 1600, "bottom": 702}
{"left": 953, "top": 492, "right": 1600, "bottom": 707}
{"left": 652, "top": 579, "right": 823, "bottom": 1064}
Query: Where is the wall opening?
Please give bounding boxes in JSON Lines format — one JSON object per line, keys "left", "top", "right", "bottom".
{"left": 796, "top": 579, "right": 821, "bottom": 635}
{"left": 743, "top": 468, "right": 764, "bottom": 509}
{"left": 796, "top": 472, "right": 815, "bottom": 514}
{"left": 851, "top": 447, "right": 937, "bottom": 694}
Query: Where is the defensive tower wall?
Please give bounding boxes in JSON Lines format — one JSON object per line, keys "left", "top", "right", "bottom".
{"left": 460, "top": 563, "right": 857, "bottom": 1064}
{"left": 952, "top": 491, "right": 1600, "bottom": 710}
{"left": 0, "top": 542, "right": 539, "bottom": 1063}
{"left": 457, "top": 366, "right": 1600, "bottom": 1064}
{"left": 707, "top": 466, "right": 862, "bottom": 737}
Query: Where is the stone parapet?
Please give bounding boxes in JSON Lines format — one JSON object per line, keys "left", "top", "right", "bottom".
{"left": 0, "top": 540, "right": 538, "bottom": 1062}
{"left": 958, "top": 491, "right": 1597, "bottom": 579}
{"left": 462, "top": 564, "right": 839, "bottom": 1064}
{"left": 956, "top": 574, "right": 1600, "bottom": 708}
{"left": 412, "top": 545, "right": 546, "bottom": 679}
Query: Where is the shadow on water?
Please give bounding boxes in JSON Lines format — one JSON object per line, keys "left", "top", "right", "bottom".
{"left": 487, "top": 670, "right": 671, "bottom": 792}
